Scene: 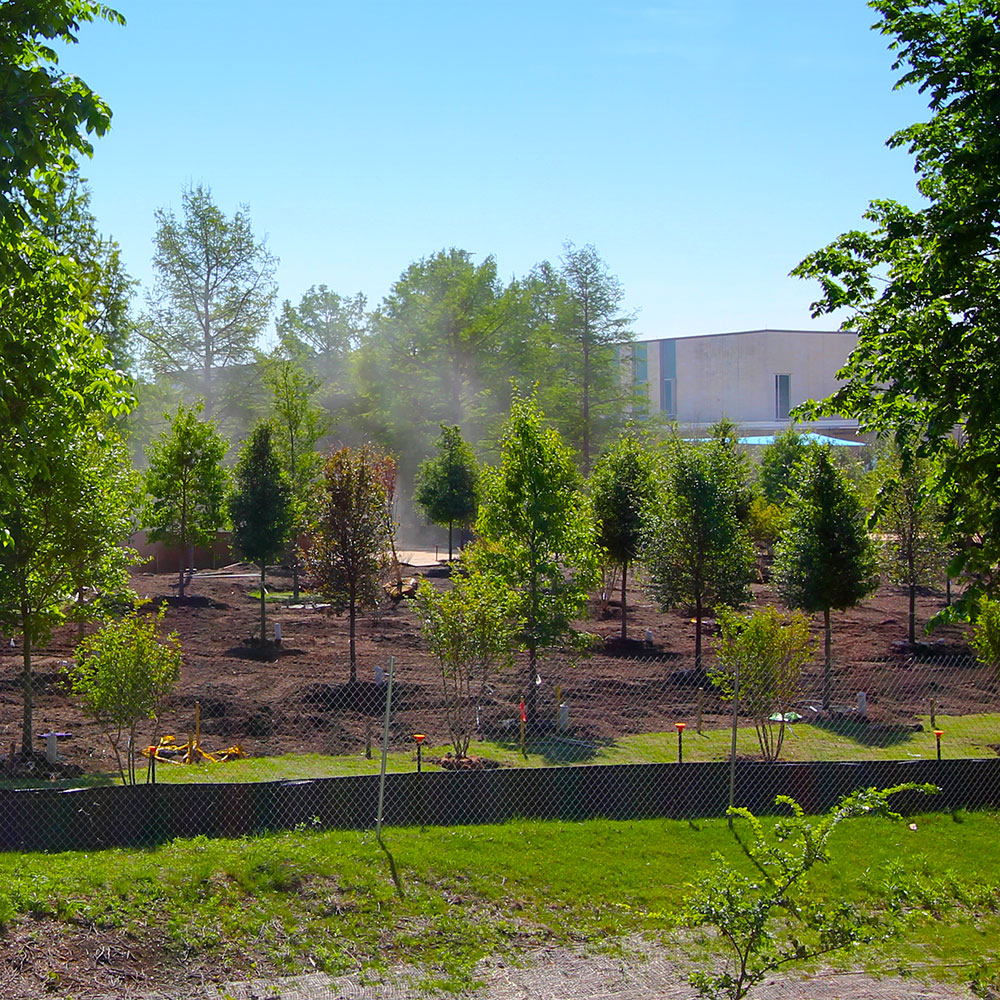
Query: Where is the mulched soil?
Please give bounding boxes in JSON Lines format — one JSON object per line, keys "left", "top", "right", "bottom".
{"left": 0, "top": 564, "right": 993, "bottom": 999}
{"left": 0, "top": 565, "right": 995, "bottom": 775}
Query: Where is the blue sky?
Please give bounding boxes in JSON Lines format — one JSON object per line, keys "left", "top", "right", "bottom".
{"left": 64, "top": 1, "right": 931, "bottom": 341}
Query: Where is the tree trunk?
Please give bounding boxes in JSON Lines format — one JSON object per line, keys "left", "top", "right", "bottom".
{"left": 823, "top": 608, "right": 832, "bottom": 711}
{"left": 526, "top": 645, "right": 538, "bottom": 729}
{"left": 908, "top": 582, "right": 916, "bottom": 646}
{"left": 348, "top": 594, "right": 357, "bottom": 684}
{"left": 178, "top": 550, "right": 186, "bottom": 599}
{"left": 20, "top": 637, "right": 32, "bottom": 758}
{"left": 694, "top": 593, "right": 703, "bottom": 672}
{"left": 448, "top": 520, "right": 453, "bottom": 562}
{"left": 260, "top": 563, "right": 267, "bottom": 642}
{"left": 291, "top": 553, "right": 300, "bottom": 602}
{"left": 620, "top": 560, "right": 628, "bottom": 642}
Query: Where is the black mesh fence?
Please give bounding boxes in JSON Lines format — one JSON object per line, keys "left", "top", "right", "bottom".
{"left": 1, "top": 649, "right": 999, "bottom": 998}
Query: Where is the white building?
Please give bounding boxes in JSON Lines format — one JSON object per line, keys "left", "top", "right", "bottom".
{"left": 631, "top": 328, "right": 861, "bottom": 439}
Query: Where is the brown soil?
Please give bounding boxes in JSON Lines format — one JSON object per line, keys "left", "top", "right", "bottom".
{"left": 0, "top": 564, "right": 995, "bottom": 776}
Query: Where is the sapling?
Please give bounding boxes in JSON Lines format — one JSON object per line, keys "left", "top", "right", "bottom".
{"left": 678, "top": 784, "right": 936, "bottom": 1000}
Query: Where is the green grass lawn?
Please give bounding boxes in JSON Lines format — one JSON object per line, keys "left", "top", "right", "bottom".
{"left": 4, "top": 712, "right": 997, "bottom": 789}
{"left": 1, "top": 809, "right": 997, "bottom": 992}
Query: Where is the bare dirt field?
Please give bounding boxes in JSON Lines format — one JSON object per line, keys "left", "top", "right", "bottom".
{"left": 0, "top": 560, "right": 994, "bottom": 776}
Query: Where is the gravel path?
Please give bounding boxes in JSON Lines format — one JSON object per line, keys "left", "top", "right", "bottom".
{"left": 181, "top": 941, "right": 975, "bottom": 1000}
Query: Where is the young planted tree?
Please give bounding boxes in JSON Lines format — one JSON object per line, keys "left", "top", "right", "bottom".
{"left": 303, "top": 445, "right": 393, "bottom": 683}
{"left": 228, "top": 423, "right": 294, "bottom": 642}
{"left": 970, "top": 596, "right": 1000, "bottom": 678}
{"left": 774, "top": 448, "right": 878, "bottom": 710}
{"left": 476, "top": 395, "right": 598, "bottom": 726}
{"left": 414, "top": 424, "right": 479, "bottom": 561}
{"left": 143, "top": 404, "right": 229, "bottom": 599}
{"left": 589, "top": 434, "right": 658, "bottom": 641}
{"left": 679, "top": 785, "right": 934, "bottom": 1000}
{"left": 757, "top": 427, "right": 814, "bottom": 506}
{"left": 644, "top": 441, "right": 756, "bottom": 671}
{"left": 710, "top": 606, "right": 814, "bottom": 761}
{"left": 68, "top": 605, "right": 182, "bottom": 785}
{"left": 261, "top": 351, "right": 328, "bottom": 599}
{"left": 415, "top": 558, "right": 518, "bottom": 758}
{"left": 869, "top": 449, "right": 946, "bottom": 644}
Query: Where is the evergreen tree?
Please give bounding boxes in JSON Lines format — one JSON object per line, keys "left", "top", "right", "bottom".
{"left": 589, "top": 433, "right": 659, "bottom": 641}
{"left": 644, "top": 440, "right": 755, "bottom": 671}
{"left": 143, "top": 404, "right": 229, "bottom": 599}
{"left": 414, "top": 424, "right": 479, "bottom": 561}
{"left": 774, "top": 448, "right": 878, "bottom": 709}
{"left": 475, "top": 395, "right": 598, "bottom": 726}
{"left": 229, "top": 423, "right": 294, "bottom": 642}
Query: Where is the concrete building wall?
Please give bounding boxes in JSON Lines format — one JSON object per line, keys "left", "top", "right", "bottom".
{"left": 636, "top": 329, "right": 859, "bottom": 436}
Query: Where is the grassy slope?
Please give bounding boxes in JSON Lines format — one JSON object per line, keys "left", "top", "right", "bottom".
{"left": 1, "top": 810, "right": 998, "bottom": 991}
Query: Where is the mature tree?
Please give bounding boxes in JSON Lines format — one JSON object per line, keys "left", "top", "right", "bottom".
{"left": 143, "top": 404, "right": 229, "bottom": 599}
{"left": 774, "top": 448, "right": 878, "bottom": 710}
{"left": 260, "top": 351, "right": 329, "bottom": 598}
{"left": 139, "top": 184, "right": 277, "bottom": 415}
{"left": 414, "top": 424, "right": 479, "bottom": 561}
{"left": 229, "top": 423, "right": 294, "bottom": 642}
{"left": 589, "top": 433, "right": 659, "bottom": 640}
{"left": 303, "top": 445, "right": 393, "bottom": 683}
{"left": 644, "top": 441, "right": 756, "bottom": 670}
{"left": 546, "top": 243, "right": 634, "bottom": 473}
{"left": 710, "top": 606, "right": 814, "bottom": 761}
{"left": 793, "top": 0, "right": 1000, "bottom": 611}
{"left": 475, "top": 395, "right": 598, "bottom": 725}
{"left": 276, "top": 285, "right": 367, "bottom": 386}
{"left": 868, "top": 447, "right": 946, "bottom": 644}
{"left": 360, "top": 249, "right": 509, "bottom": 465}
{"left": 415, "top": 558, "right": 518, "bottom": 759}
{"left": 0, "top": 2, "right": 134, "bottom": 757}
{"left": 0, "top": 1, "right": 123, "bottom": 232}
{"left": 68, "top": 605, "right": 182, "bottom": 785}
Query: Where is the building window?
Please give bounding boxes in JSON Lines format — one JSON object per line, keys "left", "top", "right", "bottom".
{"left": 775, "top": 374, "right": 791, "bottom": 420}
{"left": 661, "top": 377, "right": 676, "bottom": 419}
{"left": 633, "top": 342, "right": 648, "bottom": 384}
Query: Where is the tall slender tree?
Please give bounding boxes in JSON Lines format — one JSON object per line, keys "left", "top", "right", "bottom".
{"left": 139, "top": 184, "right": 277, "bottom": 416}
{"left": 304, "top": 445, "right": 393, "bottom": 683}
{"left": 644, "top": 440, "right": 756, "bottom": 670}
{"left": 143, "top": 404, "right": 229, "bottom": 599}
{"left": 774, "top": 448, "right": 878, "bottom": 710}
{"left": 414, "top": 424, "right": 479, "bottom": 561}
{"left": 229, "top": 423, "right": 294, "bottom": 642}
{"left": 476, "top": 395, "right": 598, "bottom": 726}
{"left": 589, "top": 434, "right": 659, "bottom": 641}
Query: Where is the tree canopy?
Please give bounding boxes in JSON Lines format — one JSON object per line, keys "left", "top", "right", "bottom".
{"left": 793, "top": 0, "right": 1000, "bottom": 608}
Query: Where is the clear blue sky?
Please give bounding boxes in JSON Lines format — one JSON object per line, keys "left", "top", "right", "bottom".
{"left": 64, "top": 1, "right": 931, "bottom": 341}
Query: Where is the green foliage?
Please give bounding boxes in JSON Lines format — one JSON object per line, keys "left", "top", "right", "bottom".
{"left": 589, "top": 433, "right": 659, "bottom": 640}
{"left": 143, "top": 403, "right": 229, "bottom": 598}
{"left": 0, "top": 1, "right": 124, "bottom": 232}
{"left": 547, "top": 243, "right": 635, "bottom": 473}
{"left": 792, "top": 0, "right": 1000, "bottom": 607}
{"left": 710, "top": 606, "right": 814, "bottom": 761}
{"left": 970, "top": 596, "right": 1000, "bottom": 677}
{"left": 757, "top": 427, "right": 814, "bottom": 506}
{"left": 867, "top": 445, "right": 947, "bottom": 643}
{"left": 68, "top": 605, "right": 182, "bottom": 784}
{"left": 475, "top": 394, "right": 598, "bottom": 721}
{"left": 415, "top": 556, "right": 518, "bottom": 758}
{"left": 644, "top": 439, "right": 756, "bottom": 668}
{"left": 138, "top": 183, "right": 277, "bottom": 418}
{"left": 413, "top": 424, "right": 479, "bottom": 560}
{"left": 229, "top": 423, "right": 294, "bottom": 640}
{"left": 303, "top": 445, "right": 394, "bottom": 682}
{"left": 679, "top": 784, "right": 936, "bottom": 1000}
{"left": 774, "top": 448, "right": 877, "bottom": 708}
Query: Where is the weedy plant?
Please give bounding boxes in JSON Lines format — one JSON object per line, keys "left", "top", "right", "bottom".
{"left": 678, "top": 783, "right": 937, "bottom": 1000}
